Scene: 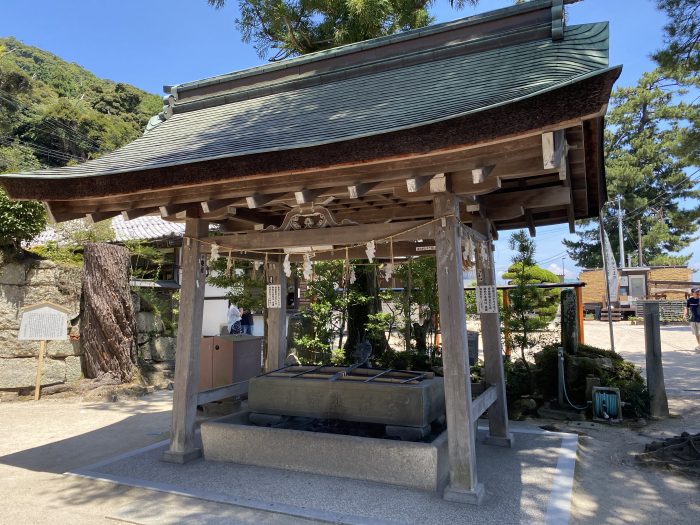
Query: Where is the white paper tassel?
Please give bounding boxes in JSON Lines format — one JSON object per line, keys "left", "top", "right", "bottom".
{"left": 303, "top": 253, "right": 313, "bottom": 281}
{"left": 478, "top": 241, "right": 490, "bottom": 270}
{"left": 209, "top": 243, "right": 220, "bottom": 263}
{"left": 349, "top": 266, "right": 357, "bottom": 284}
{"left": 365, "top": 240, "right": 376, "bottom": 262}
{"left": 383, "top": 262, "right": 394, "bottom": 281}
{"left": 254, "top": 260, "right": 263, "bottom": 272}
{"left": 283, "top": 253, "right": 292, "bottom": 278}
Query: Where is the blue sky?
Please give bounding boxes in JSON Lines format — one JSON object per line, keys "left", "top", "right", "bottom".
{"left": 1, "top": 0, "right": 692, "bottom": 280}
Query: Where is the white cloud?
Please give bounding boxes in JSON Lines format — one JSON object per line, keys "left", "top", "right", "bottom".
{"left": 549, "top": 263, "right": 575, "bottom": 277}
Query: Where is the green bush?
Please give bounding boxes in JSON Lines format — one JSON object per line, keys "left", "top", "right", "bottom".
{"left": 529, "top": 343, "right": 650, "bottom": 418}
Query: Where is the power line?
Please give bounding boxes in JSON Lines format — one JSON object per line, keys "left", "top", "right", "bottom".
{"left": 616, "top": 167, "right": 700, "bottom": 223}
{"left": 0, "top": 88, "right": 104, "bottom": 153}
{"left": 0, "top": 135, "right": 83, "bottom": 163}
{"left": 0, "top": 88, "right": 105, "bottom": 152}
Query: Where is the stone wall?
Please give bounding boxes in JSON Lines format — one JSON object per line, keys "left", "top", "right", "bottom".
{"left": 132, "top": 289, "right": 177, "bottom": 364}
{"left": 0, "top": 257, "right": 181, "bottom": 391}
{"left": 0, "top": 258, "right": 82, "bottom": 389}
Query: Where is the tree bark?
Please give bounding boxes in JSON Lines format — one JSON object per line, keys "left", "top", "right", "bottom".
{"left": 81, "top": 243, "right": 136, "bottom": 381}
{"left": 344, "top": 264, "right": 386, "bottom": 359}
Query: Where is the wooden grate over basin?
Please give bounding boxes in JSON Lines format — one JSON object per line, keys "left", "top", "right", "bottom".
{"left": 261, "top": 365, "right": 434, "bottom": 384}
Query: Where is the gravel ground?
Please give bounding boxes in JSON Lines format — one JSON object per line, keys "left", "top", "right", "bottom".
{"left": 567, "top": 321, "right": 700, "bottom": 525}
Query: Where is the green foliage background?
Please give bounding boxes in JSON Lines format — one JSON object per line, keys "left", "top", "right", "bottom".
{"left": 0, "top": 37, "right": 161, "bottom": 249}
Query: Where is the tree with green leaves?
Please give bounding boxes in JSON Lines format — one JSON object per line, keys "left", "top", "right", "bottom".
{"left": 502, "top": 231, "right": 560, "bottom": 370}
{"left": 207, "top": 0, "right": 476, "bottom": 60}
{"left": 206, "top": 256, "right": 267, "bottom": 312}
{"left": 0, "top": 142, "right": 45, "bottom": 250}
{"left": 0, "top": 187, "right": 46, "bottom": 250}
{"left": 563, "top": 70, "right": 700, "bottom": 268}
{"left": 654, "top": 0, "right": 699, "bottom": 76}
{"left": 654, "top": 0, "right": 700, "bottom": 164}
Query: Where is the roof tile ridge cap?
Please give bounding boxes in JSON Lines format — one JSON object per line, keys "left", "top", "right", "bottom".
{"left": 172, "top": 23, "right": 557, "bottom": 111}
{"left": 173, "top": 0, "right": 557, "bottom": 95}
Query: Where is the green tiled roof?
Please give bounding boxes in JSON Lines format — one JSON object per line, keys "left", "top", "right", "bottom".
{"left": 4, "top": 22, "right": 611, "bottom": 180}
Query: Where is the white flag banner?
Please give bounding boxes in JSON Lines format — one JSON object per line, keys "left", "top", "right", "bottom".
{"left": 601, "top": 227, "right": 619, "bottom": 302}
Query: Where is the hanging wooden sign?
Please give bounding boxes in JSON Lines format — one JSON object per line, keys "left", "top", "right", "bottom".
{"left": 476, "top": 286, "right": 498, "bottom": 314}
{"left": 267, "top": 284, "right": 282, "bottom": 309}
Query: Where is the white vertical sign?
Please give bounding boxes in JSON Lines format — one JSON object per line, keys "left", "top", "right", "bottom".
{"left": 476, "top": 285, "right": 498, "bottom": 314}
{"left": 267, "top": 284, "right": 282, "bottom": 309}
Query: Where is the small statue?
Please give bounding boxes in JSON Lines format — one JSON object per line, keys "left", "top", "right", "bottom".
{"left": 352, "top": 339, "right": 372, "bottom": 366}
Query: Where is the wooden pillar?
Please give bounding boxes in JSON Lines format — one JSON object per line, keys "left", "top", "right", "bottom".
{"left": 576, "top": 286, "right": 585, "bottom": 344}
{"left": 643, "top": 302, "right": 669, "bottom": 418}
{"left": 433, "top": 194, "right": 483, "bottom": 505}
{"left": 265, "top": 257, "right": 287, "bottom": 371}
{"left": 163, "top": 219, "right": 208, "bottom": 464}
{"left": 473, "top": 219, "right": 513, "bottom": 448}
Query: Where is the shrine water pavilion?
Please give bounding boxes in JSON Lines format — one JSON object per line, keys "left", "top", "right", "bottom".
{"left": 0, "top": 0, "right": 619, "bottom": 505}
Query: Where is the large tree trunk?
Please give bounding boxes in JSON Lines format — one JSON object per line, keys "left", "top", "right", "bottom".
{"left": 344, "top": 264, "right": 387, "bottom": 360}
{"left": 81, "top": 243, "right": 136, "bottom": 381}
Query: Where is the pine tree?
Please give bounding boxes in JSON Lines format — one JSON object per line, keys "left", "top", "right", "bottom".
{"left": 502, "top": 231, "right": 559, "bottom": 365}
{"left": 563, "top": 70, "right": 700, "bottom": 268}
{"left": 207, "top": 0, "right": 476, "bottom": 60}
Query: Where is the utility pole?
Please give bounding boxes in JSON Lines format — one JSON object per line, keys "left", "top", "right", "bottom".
{"left": 599, "top": 215, "right": 616, "bottom": 353}
{"left": 617, "top": 195, "right": 625, "bottom": 267}
{"left": 637, "top": 219, "right": 643, "bottom": 266}
{"left": 561, "top": 256, "right": 565, "bottom": 282}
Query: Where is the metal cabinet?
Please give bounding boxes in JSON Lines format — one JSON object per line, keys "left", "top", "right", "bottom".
{"left": 199, "top": 335, "right": 263, "bottom": 391}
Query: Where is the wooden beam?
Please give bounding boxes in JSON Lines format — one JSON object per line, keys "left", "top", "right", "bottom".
{"left": 294, "top": 188, "right": 327, "bottom": 204}
{"left": 542, "top": 130, "right": 566, "bottom": 169}
{"left": 472, "top": 218, "right": 512, "bottom": 449}
{"left": 87, "top": 211, "right": 121, "bottom": 224}
{"left": 434, "top": 193, "right": 482, "bottom": 504}
{"left": 406, "top": 175, "right": 432, "bottom": 193}
{"left": 395, "top": 173, "right": 501, "bottom": 200}
{"left": 487, "top": 205, "right": 524, "bottom": 221}
{"left": 460, "top": 223, "right": 488, "bottom": 243}
{"left": 122, "top": 207, "right": 158, "bottom": 221}
{"left": 489, "top": 220, "right": 499, "bottom": 240}
{"left": 464, "top": 196, "right": 480, "bottom": 214}
{"left": 470, "top": 386, "right": 498, "bottom": 424}
{"left": 197, "top": 380, "right": 249, "bottom": 405}
{"left": 472, "top": 165, "right": 495, "bottom": 184}
{"left": 286, "top": 241, "right": 438, "bottom": 261}
{"left": 246, "top": 192, "right": 287, "bottom": 208}
{"left": 429, "top": 173, "right": 449, "bottom": 193}
{"left": 480, "top": 186, "right": 570, "bottom": 209}
{"left": 215, "top": 220, "right": 435, "bottom": 251}
{"left": 163, "top": 219, "right": 208, "bottom": 464}
{"left": 266, "top": 257, "right": 287, "bottom": 371}
{"left": 347, "top": 182, "right": 380, "bottom": 199}
{"left": 333, "top": 203, "right": 434, "bottom": 222}
{"left": 201, "top": 198, "right": 236, "bottom": 214}
{"left": 229, "top": 207, "right": 280, "bottom": 225}
{"left": 43, "top": 203, "right": 84, "bottom": 224}
{"left": 160, "top": 203, "right": 198, "bottom": 218}
{"left": 526, "top": 211, "right": 537, "bottom": 237}
{"left": 560, "top": 151, "right": 577, "bottom": 233}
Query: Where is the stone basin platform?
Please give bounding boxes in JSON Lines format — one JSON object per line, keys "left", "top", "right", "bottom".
{"left": 201, "top": 411, "right": 450, "bottom": 491}
{"left": 247, "top": 366, "right": 446, "bottom": 440}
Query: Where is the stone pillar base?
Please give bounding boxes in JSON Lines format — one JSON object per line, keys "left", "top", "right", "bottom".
{"left": 161, "top": 447, "right": 201, "bottom": 464}
{"left": 484, "top": 433, "right": 514, "bottom": 448}
{"left": 443, "top": 482, "right": 485, "bottom": 505}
